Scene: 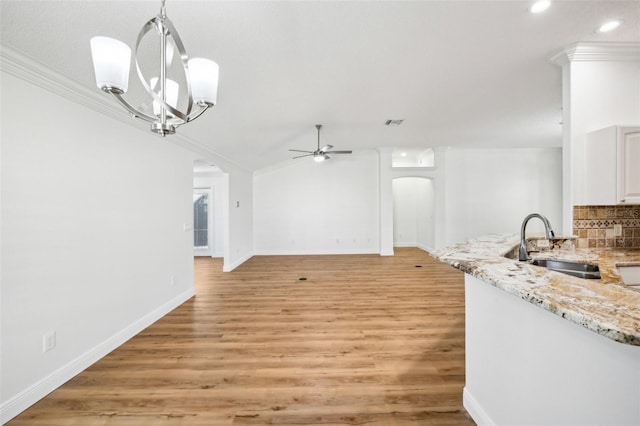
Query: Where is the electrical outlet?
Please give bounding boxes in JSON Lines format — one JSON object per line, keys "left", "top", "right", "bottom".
{"left": 43, "top": 331, "right": 56, "bottom": 353}
{"left": 170, "top": 274, "right": 176, "bottom": 287}
{"left": 614, "top": 224, "right": 623, "bottom": 237}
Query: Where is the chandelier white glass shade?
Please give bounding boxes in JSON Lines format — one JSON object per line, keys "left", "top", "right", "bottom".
{"left": 90, "top": 37, "right": 132, "bottom": 93}
{"left": 188, "top": 58, "right": 219, "bottom": 106}
{"left": 90, "top": 0, "right": 219, "bottom": 136}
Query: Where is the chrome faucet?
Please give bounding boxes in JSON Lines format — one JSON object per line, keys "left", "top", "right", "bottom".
{"left": 519, "top": 213, "right": 555, "bottom": 261}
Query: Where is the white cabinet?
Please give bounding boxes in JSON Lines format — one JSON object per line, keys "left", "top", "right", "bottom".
{"left": 585, "top": 126, "right": 640, "bottom": 205}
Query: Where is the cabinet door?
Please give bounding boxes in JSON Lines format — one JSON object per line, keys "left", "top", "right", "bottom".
{"left": 617, "top": 128, "right": 640, "bottom": 204}
{"left": 585, "top": 127, "right": 617, "bottom": 205}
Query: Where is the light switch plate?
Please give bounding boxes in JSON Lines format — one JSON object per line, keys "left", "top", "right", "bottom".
{"left": 43, "top": 331, "right": 56, "bottom": 352}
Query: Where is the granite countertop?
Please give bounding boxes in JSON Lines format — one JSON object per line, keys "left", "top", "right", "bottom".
{"left": 431, "top": 234, "right": 640, "bottom": 346}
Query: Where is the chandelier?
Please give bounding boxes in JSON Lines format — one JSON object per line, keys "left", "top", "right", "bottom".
{"left": 90, "top": 0, "right": 219, "bottom": 136}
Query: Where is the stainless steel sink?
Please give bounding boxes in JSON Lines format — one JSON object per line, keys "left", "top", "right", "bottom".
{"left": 530, "top": 259, "right": 601, "bottom": 279}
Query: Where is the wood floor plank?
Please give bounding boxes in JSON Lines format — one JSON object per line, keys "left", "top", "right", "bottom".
{"left": 8, "top": 248, "right": 474, "bottom": 425}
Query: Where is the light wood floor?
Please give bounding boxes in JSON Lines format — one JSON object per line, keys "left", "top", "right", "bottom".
{"left": 9, "top": 248, "right": 473, "bottom": 425}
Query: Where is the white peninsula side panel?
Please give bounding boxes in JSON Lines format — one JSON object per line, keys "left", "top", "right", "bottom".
{"left": 464, "top": 274, "right": 640, "bottom": 426}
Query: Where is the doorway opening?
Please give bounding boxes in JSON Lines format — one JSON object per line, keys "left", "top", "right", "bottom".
{"left": 193, "top": 188, "right": 210, "bottom": 250}
{"left": 392, "top": 177, "right": 435, "bottom": 252}
{"left": 193, "top": 160, "right": 226, "bottom": 259}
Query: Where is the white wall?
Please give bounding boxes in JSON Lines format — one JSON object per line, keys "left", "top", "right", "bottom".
{"left": 417, "top": 178, "right": 435, "bottom": 250}
{"left": 225, "top": 169, "right": 254, "bottom": 270}
{"left": 443, "top": 148, "right": 563, "bottom": 245}
{"left": 392, "top": 177, "right": 435, "bottom": 250}
{"left": 194, "top": 170, "right": 226, "bottom": 257}
{"left": 379, "top": 148, "right": 395, "bottom": 255}
{"left": 1, "top": 71, "right": 196, "bottom": 422}
{"left": 254, "top": 151, "right": 380, "bottom": 254}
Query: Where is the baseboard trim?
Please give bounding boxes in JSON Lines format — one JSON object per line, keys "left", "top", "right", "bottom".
{"left": 252, "top": 249, "right": 379, "bottom": 256}
{"left": 393, "top": 242, "right": 418, "bottom": 247}
{"left": 463, "top": 387, "right": 494, "bottom": 426}
{"left": 0, "top": 288, "right": 195, "bottom": 424}
{"left": 393, "top": 243, "right": 435, "bottom": 253}
{"left": 417, "top": 243, "right": 435, "bottom": 253}
{"left": 223, "top": 251, "right": 254, "bottom": 272}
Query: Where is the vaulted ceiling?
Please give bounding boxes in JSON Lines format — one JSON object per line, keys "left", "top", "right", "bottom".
{"left": 2, "top": 1, "right": 639, "bottom": 171}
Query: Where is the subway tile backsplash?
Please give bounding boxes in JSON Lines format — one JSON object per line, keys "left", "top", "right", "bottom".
{"left": 573, "top": 205, "right": 640, "bottom": 249}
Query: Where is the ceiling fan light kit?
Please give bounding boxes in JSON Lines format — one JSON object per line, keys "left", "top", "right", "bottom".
{"left": 290, "top": 124, "right": 353, "bottom": 162}
{"left": 90, "top": 0, "right": 219, "bottom": 136}
{"left": 314, "top": 153, "right": 329, "bottom": 162}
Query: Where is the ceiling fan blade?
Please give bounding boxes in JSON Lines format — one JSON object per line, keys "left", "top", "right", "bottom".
{"left": 289, "top": 149, "right": 313, "bottom": 153}
{"left": 319, "top": 144, "right": 333, "bottom": 152}
{"left": 325, "top": 150, "right": 352, "bottom": 154}
{"left": 292, "top": 153, "right": 314, "bottom": 159}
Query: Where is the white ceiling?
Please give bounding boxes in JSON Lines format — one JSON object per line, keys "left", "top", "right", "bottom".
{"left": 2, "top": 1, "right": 639, "bottom": 171}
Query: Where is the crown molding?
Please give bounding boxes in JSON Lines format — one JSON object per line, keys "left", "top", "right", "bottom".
{"left": 550, "top": 42, "right": 640, "bottom": 66}
{"left": 0, "top": 43, "right": 249, "bottom": 173}
{"left": 0, "top": 42, "right": 129, "bottom": 123}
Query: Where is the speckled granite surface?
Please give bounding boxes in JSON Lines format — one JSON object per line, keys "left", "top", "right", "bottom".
{"left": 431, "top": 234, "right": 640, "bottom": 346}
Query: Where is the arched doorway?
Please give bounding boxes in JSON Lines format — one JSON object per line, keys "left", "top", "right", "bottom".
{"left": 392, "top": 177, "right": 435, "bottom": 252}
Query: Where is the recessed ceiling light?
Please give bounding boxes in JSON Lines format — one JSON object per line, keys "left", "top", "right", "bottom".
{"left": 530, "top": 0, "right": 551, "bottom": 14}
{"left": 597, "top": 20, "right": 621, "bottom": 33}
{"left": 400, "top": 152, "right": 407, "bottom": 157}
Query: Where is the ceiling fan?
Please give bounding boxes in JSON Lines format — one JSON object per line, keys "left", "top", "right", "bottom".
{"left": 289, "top": 124, "right": 352, "bottom": 162}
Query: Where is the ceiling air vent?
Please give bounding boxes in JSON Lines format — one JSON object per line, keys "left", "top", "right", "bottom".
{"left": 385, "top": 119, "right": 404, "bottom": 126}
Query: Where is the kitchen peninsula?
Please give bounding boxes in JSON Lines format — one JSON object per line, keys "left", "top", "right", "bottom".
{"left": 433, "top": 234, "right": 640, "bottom": 426}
